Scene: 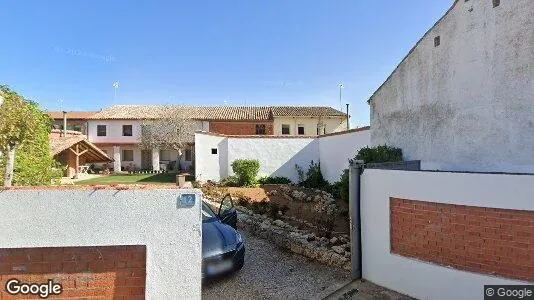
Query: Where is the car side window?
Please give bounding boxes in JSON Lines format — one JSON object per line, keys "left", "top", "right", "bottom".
{"left": 219, "top": 195, "right": 234, "bottom": 215}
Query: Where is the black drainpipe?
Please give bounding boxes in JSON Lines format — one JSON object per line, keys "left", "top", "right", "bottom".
{"left": 349, "top": 160, "right": 364, "bottom": 279}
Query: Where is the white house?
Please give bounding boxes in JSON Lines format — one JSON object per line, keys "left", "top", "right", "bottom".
{"left": 369, "top": 0, "right": 534, "bottom": 173}
{"left": 86, "top": 105, "right": 348, "bottom": 172}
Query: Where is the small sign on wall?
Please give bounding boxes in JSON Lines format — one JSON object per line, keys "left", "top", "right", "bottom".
{"left": 177, "top": 193, "right": 196, "bottom": 208}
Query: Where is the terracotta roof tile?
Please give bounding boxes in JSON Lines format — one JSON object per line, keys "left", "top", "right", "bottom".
{"left": 87, "top": 105, "right": 345, "bottom": 120}
{"left": 49, "top": 132, "right": 112, "bottom": 162}
{"left": 49, "top": 135, "right": 86, "bottom": 156}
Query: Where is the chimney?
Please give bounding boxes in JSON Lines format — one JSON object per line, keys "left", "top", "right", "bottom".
{"left": 345, "top": 103, "right": 350, "bottom": 130}
{"left": 62, "top": 111, "right": 67, "bottom": 137}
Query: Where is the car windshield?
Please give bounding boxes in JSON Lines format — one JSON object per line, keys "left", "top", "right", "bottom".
{"left": 202, "top": 202, "right": 218, "bottom": 222}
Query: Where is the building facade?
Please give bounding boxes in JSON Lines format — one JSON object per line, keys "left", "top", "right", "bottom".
{"left": 87, "top": 105, "right": 347, "bottom": 172}
{"left": 369, "top": 0, "right": 534, "bottom": 173}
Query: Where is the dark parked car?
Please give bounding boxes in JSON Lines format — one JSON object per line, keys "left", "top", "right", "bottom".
{"left": 202, "top": 194, "right": 245, "bottom": 278}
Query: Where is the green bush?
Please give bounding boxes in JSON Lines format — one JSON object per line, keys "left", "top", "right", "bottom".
{"left": 231, "top": 159, "right": 260, "bottom": 187}
{"left": 219, "top": 175, "right": 240, "bottom": 187}
{"left": 258, "top": 176, "right": 291, "bottom": 185}
{"left": 353, "top": 145, "right": 403, "bottom": 164}
{"left": 305, "top": 160, "right": 327, "bottom": 188}
{"left": 339, "top": 169, "right": 349, "bottom": 202}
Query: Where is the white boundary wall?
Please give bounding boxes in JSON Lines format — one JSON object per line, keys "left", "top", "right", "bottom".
{"left": 227, "top": 138, "right": 318, "bottom": 183}
{"left": 319, "top": 130, "right": 370, "bottom": 182}
{"left": 195, "top": 129, "right": 370, "bottom": 183}
{"left": 360, "top": 169, "right": 534, "bottom": 300}
{"left": 0, "top": 188, "right": 203, "bottom": 299}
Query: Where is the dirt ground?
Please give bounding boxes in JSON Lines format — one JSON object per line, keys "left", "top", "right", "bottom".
{"left": 214, "top": 185, "right": 350, "bottom": 236}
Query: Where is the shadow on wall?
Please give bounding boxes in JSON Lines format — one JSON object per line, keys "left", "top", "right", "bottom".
{"left": 219, "top": 138, "right": 228, "bottom": 180}
{"left": 269, "top": 142, "right": 319, "bottom": 183}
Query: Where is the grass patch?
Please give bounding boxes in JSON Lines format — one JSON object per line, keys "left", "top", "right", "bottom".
{"left": 75, "top": 173, "right": 182, "bottom": 185}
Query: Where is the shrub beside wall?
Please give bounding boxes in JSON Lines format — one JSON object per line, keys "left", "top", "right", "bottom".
{"left": 258, "top": 176, "right": 292, "bottom": 185}
{"left": 231, "top": 159, "right": 260, "bottom": 187}
{"left": 353, "top": 145, "right": 402, "bottom": 164}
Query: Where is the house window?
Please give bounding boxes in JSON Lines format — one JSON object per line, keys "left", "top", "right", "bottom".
{"left": 97, "top": 125, "right": 107, "bottom": 136}
{"left": 281, "top": 124, "right": 290, "bottom": 135}
{"left": 297, "top": 125, "right": 305, "bottom": 135}
{"left": 255, "top": 124, "right": 266, "bottom": 135}
{"left": 160, "top": 150, "right": 172, "bottom": 161}
{"left": 185, "top": 149, "right": 192, "bottom": 161}
{"left": 211, "top": 148, "right": 217, "bottom": 154}
{"left": 122, "top": 125, "right": 133, "bottom": 136}
{"left": 434, "top": 36, "right": 441, "bottom": 47}
{"left": 72, "top": 125, "right": 82, "bottom": 132}
{"left": 122, "top": 150, "right": 134, "bottom": 161}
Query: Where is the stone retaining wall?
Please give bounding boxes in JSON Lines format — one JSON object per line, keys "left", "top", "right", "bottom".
{"left": 236, "top": 207, "right": 351, "bottom": 270}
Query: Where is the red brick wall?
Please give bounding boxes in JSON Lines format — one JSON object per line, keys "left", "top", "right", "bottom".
{"left": 209, "top": 121, "right": 274, "bottom": 135}
{"left": 390, "top": 198, "right": 534, "bottom": 282}
{"left": 0, "top": 245, "right": 146, "bottom": 299}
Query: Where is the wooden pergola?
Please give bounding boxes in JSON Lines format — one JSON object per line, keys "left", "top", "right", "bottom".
{"left": 50, "top": 130, "right": 112, "bottom": 178}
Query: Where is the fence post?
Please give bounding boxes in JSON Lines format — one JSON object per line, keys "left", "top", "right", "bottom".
{"left": 349, "top": 160, "right": 364, "bottom": 280}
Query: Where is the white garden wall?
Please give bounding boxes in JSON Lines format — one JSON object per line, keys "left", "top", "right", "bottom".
{"left": 227, "top": 137, "right": 318, "bottom": 183}
{"left": 0, "top": 187, "right": 203, "bottom": 299}
{"left": 319, "top": 129, "right": 370, "bottom": 182}
{"left": 360, "top": 169, "right": 534, "bottom": 300}
{"left": 195, "top": 133, "right": 228, "bottom": 182}
{"left": 195, "top": 128, "right": 370, "bottom": 183}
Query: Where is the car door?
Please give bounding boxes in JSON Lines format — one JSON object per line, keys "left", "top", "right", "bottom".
{"left": 218, "top": 194, "right": 237, "bottom": 229}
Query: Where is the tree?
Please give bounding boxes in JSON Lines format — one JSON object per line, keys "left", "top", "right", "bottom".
{"left": 11, "top": 104, "right": 58, "bottom": 186}
{"left": 0, "top": 85, "right": 40, "bottom": 186}
{"left": 139, "top": 105, "right": 196, "bottom": 171}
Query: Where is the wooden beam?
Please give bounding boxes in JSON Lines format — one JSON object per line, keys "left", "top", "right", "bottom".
{"left": 68, "top": 144, "right": 88, "bottom": 157}
{"left": 68, "top": 147, "right": 78, "bottom": 156}
{"left": 75, "top": 144, "right": 79, "bottom": 179}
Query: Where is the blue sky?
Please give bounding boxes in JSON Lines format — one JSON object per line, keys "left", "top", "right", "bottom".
{"left": 0, "top": 1, "right": 451, "bottom": 127}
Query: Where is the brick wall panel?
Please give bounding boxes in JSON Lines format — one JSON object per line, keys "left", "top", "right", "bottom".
{"left": 390, "top": 198, "right": 534, "bottom": 282}
{"left": 210, "top": 121, "right": 274, "bottom": 135}
{"left": 0, "top": 245, "right": 146, "bottom": 299}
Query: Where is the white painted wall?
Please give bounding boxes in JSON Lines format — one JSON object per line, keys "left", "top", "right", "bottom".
{"left": 0, "top": 188, "right": 203, "bottom": 299}
{"left": 87, "top": 120, "right": 142, "bottom": 144}
{"left": 227, "top": 137, "right": 319, "bottom": 183}
{"left": 195, "top": 129, "right": 370, "bottom": 183}
{"left": 195, "top": 133, "right": 227, "bottom": 182}
{"left": 370, "top": 0, "right": 534, "bottom": 174}
{"left": 360, "top": 169, "right": 534, "bottom": 300}
{"left": 274, "top": 117, "right": 347, "bottom": 136}
{"left": 87, "top": 120, "right": 206, "bottom": 144}
{"left": 319, "top": 130, "right": 370, "bottom": 182}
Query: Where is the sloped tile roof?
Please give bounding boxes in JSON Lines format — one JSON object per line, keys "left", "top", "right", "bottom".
{"left": 49, "top": 130, "right": 112, "bottom": 162}
{"left": 49, "top": 135, "right": 85, "bottom": 156}
{"left": 87, "top": 105, "right": 346, "bottom": 120}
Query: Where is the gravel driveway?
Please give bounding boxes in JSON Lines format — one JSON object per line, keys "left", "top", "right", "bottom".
{"left": 202, "top": 228, "right": 351, "bottom": 300}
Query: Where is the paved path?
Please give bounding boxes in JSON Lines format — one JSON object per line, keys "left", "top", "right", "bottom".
{"left": 202, "top": 228, "right": 351, "bottom": 300}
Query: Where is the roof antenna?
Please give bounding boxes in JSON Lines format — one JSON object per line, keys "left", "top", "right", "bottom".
{"left": 338, "top": 83, "right": 345, "bottom": 111}
{"left": 113, "top": 81, "right": 119, "bottom": 102}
